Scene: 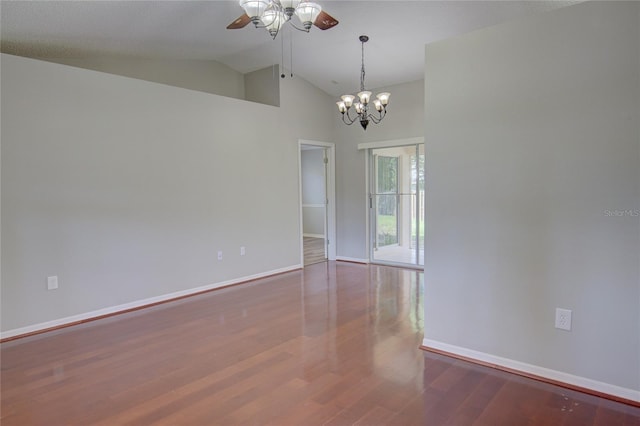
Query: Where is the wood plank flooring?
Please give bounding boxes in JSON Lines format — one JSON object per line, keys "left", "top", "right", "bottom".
{"left": 2, "top": 262, "right": 639, "bottom": 425}
{"left": 304, "top": 236, "right": 326, "bottom": 265}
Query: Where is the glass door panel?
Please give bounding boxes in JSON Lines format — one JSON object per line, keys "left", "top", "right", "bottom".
{"left": 376, "top": 155, "right": 398, "bottom": 249}
{"left": 370, "top": 144, "right": 424, "bottom": 267}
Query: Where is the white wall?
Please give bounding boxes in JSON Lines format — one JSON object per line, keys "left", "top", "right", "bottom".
{"left": 334, "top": 80, "right": 424, "bottom": 260}
{"left": 40, "top": 56, "right": 246, "bottom": 100}
{"left": 279, "top": 72, "right": 336, "bottom": 145}
{"left": 423, "top": 1, "right": 639, "bottom": 399}
{"left": 244, "top": 65, "right": 280, "bottom": 107}
{"left": 0, "top": 53, "right": 334, "bottom": 334}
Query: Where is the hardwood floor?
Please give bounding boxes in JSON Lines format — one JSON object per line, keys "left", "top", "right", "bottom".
{"left": 2, "top": 262, "right": 639, "bottom": 425}
{"left": 304, "top": 236, "right": 326, "bottom": 265}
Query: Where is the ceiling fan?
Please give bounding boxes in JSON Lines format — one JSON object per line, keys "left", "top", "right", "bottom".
{"left": 227, "top": 0, "right": 339, "bottom": 39}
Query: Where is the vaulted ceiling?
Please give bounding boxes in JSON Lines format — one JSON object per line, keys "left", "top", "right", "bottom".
{"left": 1, "top": 1, "right": 577, "bottom": 96}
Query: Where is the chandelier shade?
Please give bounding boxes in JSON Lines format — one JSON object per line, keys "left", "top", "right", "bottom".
{"left": 336, "top": 35, "right": 390, "bottom": 130}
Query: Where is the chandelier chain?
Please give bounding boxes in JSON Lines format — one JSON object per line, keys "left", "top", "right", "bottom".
{"left": 360, "top": 40, "right": 366, "bottom": 92}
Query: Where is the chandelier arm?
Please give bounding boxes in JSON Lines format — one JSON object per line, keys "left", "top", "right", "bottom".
{"left": 342, "top": 109, "right": 360, "bottom": 125}
{"left": 368, "top": 114, "right": 382, "bottom": 124}
{"left": 341, "top": 113, "right": 357, "bottom": 126}
{"left": 366, "top": 108, "right": 386, "bottom": 124}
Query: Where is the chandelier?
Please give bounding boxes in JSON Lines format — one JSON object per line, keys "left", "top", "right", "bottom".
{"left": 336, "top": 36, "right": 390, "bottom": 130}
{"left": 231, "top": 0, "right": 337, "bottom": 39}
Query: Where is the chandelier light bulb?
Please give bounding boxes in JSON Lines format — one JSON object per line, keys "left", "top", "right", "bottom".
{"left": 341, "top": 94, "right": 355, "bottom": 108}
{"left": 376, "top": 92, "right": 390, "bottom": 106}
{"left": 357, "top": 91, "right": 372, "bottom": 105}
{"left": 336, "top": 101, "right": 347, "bottom": 114}
{"left": 373, "top": 99, "right": 383, "bottom": 112}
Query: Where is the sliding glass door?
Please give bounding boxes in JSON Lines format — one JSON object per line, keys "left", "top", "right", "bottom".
{"left": 370, "top": 144, "right": 424, "bottom": 267}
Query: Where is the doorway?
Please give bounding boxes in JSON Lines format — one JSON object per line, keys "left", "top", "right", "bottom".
{"left": 369, "top": 143, "right": 424, "bottom": 268}
{"left": 299, "top": 140, "right": 336, "bottom": 266}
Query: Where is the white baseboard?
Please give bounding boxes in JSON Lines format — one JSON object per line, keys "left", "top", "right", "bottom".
{"left": 422, "top": 338, "right": 640, "bottom": 403}
{"left": 336, "top": 256, "right": 369, "bottom": 264}
{"left": 1, "top": 264, "right": 303, "bottom": 340}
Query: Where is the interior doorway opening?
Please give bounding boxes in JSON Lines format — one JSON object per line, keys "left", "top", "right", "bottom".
{"left": 299, "top": 140, "right": 336, "bottom": 266}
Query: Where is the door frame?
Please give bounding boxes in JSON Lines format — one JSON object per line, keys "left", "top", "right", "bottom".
{"left": 298, "top": 139, "right": 337, "bottom": 264}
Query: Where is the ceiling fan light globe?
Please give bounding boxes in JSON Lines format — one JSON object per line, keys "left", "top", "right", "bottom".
{"left": 376, "top": 92, "right": 390, "bottom": 106}
{"left": 260, "top": 8, "right": 276, "bottom": 26}
{"left": 295, "top": 2, "right": 322, "bottom": 27}
{"left": 239, "top": 0, "right": 270, "bottom": 19}
{"left": 262, "top": 9, "right": 286, "bottom": 31}
{"left": 280, "top": 0, "right": 302, "bottom": 11}
{"left": 341, "top": 94, "right": 355, "bottom": 108}
{"left": 357, "top": 91, "right": 372, "bottom": 105}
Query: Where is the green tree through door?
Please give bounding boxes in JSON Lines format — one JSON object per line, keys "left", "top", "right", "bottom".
{"left": 376, "top": 155, "right": 399, "bottom": 246}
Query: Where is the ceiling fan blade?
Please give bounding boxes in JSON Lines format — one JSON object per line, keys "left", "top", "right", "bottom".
{"left": 227, "top": 14, "right": 251, "bottom": 29}
{"left": 313, "top": 10, "right": 338, "bottom": 30}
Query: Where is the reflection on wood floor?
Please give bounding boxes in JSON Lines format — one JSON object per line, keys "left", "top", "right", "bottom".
{"left": 1, "top": 262, "right": 639, "bottom": 425}
{"left": 304, "top": 236, "right": 326, "bottom": 265}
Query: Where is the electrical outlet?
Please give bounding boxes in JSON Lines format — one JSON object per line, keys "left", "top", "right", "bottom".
{"left": 217, "top": 251, "right": 223, "bottom": 261}
{"left": 47, "top": 276, "right": 58, "bottom": 290}
{"left": 240, "top": 246, "right": 246, "bottom": 256}
{"left": 555, "top": 308, "right": 572, "bottom": 331}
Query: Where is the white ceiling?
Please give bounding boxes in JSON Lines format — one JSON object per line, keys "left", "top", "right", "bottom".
{"left": 1, "top": 0, "right": 577, "bottom": 96}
